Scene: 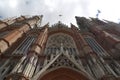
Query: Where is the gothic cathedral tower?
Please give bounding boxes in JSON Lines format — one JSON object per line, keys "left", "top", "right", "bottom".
{"left": 0, "top": 15, "right": 120, "bottom": 80}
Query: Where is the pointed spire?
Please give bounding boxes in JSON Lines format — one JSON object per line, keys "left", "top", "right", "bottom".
{"left": 43, "top": 22, "right": 49, "bottom": 28}
{"left": 70, "top": 23, "right": 76, "bottom": 28}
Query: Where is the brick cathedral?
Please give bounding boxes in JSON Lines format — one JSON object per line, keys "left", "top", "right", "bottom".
{"left": 0, "top": 15, "right": 120, "bottom": 80}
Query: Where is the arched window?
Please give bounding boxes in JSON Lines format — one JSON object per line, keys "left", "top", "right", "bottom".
{"left": 84, "top": 37, "right": 109, "bottom": 56}
{"left": 44, "top": 33, "right": 78, "bottom": 55}
{"left": 12, "top": 35, "right": 37, "bottom": 55}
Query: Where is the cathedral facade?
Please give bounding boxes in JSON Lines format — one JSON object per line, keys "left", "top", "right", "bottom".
{"left": 0, "top": 15, "right": 120, "bottom": 80}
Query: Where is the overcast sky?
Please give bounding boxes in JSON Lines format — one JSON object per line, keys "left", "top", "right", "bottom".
{"left": 0, "top": 0, "right": 120, "bottom": 26}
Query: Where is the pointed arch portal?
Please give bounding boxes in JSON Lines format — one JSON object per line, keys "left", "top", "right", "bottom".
{"left": 39, "top": 67, "right": 90, "bottom": 80}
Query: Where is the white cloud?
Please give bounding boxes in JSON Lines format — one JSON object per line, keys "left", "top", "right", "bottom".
{"left": 0, "top": 0, "right": 120, "bottom": 26}
{"left": 9, "top": 0, "right": 18, "bottom": 8}
{"left": 88, "top": 0, "right": 120, "bottom": 22}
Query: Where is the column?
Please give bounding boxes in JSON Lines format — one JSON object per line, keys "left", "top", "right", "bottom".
{"left": 29, "top": 58, "right": 38, "bottom": 77}
{"left": 30, "top": 24, "right": 48, "bottom": 55}
{"left": 99, "top": 57, "right": 118, "bottom": 76}
{"left": 71, "top": 24, "right": 83, "bottom": 54}
{"left": 11, "top": 56, "right": 26, "bottom": 73}
{"left": 0, "top": 65, "right": 11, "bottom": 79}
{"left": 23, "top": 56, "right": 35, "bottom": 77}
{"left": 0, "top": 58, "right": 11, "bottom": 71}
{"left": 0, "top": 59, "right": 11, "bottom": 78}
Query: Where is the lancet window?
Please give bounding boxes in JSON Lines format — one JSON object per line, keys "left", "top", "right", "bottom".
{"left": 84, "top": 37, "right": 109, "bottom": 56}
{"left": 12, "top": 35, "right": 37, "bottom": 55}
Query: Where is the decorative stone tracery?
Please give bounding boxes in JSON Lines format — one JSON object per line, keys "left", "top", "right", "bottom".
{"left": 45, "top": 33, "right": 79, "bottom": 55}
